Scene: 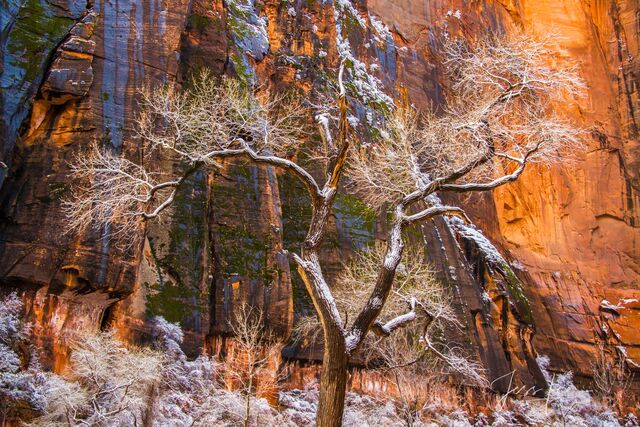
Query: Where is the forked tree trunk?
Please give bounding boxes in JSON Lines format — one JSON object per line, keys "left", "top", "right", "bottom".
{"left": 295, "top": 249, "right": 351, "bottom": 427}
{"left": 316, "top": 331, "right": 349, "bottom": 427}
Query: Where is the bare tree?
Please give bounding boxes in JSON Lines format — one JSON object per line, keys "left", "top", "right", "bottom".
{"left": 590, "top": 342, "right": 633, "bottom": 412}
{"left": 223, "top": 304, "right": 282, "bottom": 427}
{"left": 63, "top": 32, "right": 585, "bottom": 426}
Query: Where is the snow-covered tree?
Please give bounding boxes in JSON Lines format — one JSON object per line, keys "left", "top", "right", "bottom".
{"left": 63, "top": 31, "right": 585, "bottom": 426}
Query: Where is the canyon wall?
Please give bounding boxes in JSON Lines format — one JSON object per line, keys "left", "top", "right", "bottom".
{"left": 0, "top": 0, "right": 638, "bottom": 391}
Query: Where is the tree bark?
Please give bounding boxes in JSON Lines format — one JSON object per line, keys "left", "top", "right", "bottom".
{"left": 316, "top": 330, "right": 349, "bottom": 427}
{"left": 142, "top": 383, "right": 157, "bottom": 427}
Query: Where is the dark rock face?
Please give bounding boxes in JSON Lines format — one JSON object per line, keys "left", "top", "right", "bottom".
{"left": 0, "top": 0, "right": 87, "bottom": 185}
{"left": 0, "top": 0, "right": 638, "bottom": 394}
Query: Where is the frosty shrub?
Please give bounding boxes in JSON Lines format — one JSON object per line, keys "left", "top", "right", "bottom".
{"left": 547, "top": 371, "right": 622, "bottom": 427}
{"left": 481, "top": 355, "right": 628, "bottom": 427}
{"left": 30, "top": 316, "right": 295, "bottom": 427}
{"left": 148, "top": 316, "right": 289, "bottom": 427}
{"left": 33, "top": 330, "right": 163, "bottom": 426}
{"left": 279, "top": 385, "right": 408, "bottom": 427}
{"left": 0, "top": 292, "right": 47, "bottom": 425}
{"left": 3, "top": 304, "right": 628, "bottom": 427}
{"left": 148, "top": 316, "right": 246, "bottom": 426}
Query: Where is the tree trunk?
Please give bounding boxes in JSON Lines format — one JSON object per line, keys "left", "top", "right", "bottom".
{"left": 143, "top": 384, "right": 157, "bottom": 427}
{"left": 244, "top": 371, "right": 252, "bottom": 427}
{"left": 244, "top": 392, "right": 251, "bottom": 427}
{"left": 316, "top": 332, "right": 349, "bottom": 427}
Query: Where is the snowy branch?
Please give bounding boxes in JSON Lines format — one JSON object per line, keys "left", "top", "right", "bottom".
{"left": 370, "top": 298, "right": 417, "bottom": 337}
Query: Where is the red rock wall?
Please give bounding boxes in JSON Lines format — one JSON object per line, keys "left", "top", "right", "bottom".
{"left": 488, "top": 0, "right": 640, "bottom": 375}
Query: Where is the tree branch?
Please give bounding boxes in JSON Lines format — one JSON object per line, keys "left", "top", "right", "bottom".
{"left": 201, "top": 143, "right": 323, "bottom": 203}
{"left": 439, "top": 164, "right": 524, "bottom": 192}
{"left": 142, "top": 163, "right": 202, "bottom": 219}
{"left": 325, "top": 62, "right": 349, "bottom": 192}
{"left": 402, "top": 205, "right": 468, "bottom": 225}
{"left": 439, "top": 143, "right": 540, "bottom": 193}
{"left": 346, "top": 208, "right": 404, "bottom": 353}
{"left": 291, "top": 252, "right": 344, "bottom": 335}
{"left": 370, "top": 298, "right": 417, "bottom": 337}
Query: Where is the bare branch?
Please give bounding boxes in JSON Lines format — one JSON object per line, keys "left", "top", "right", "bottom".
{"left": 402, "top": 205, "right": 467, "bottom": 225}
{"left": 292, "top": 252, "right": 344, "bottom": 335}
{"left": 346, "top": 213, "right": 404, "bottom": 352}
{"left": 324, "top": 62, "right": 350, "bottom": 193}
{"left": 202, "top": 143, "right": 323, "bottom": 202}
{"left": 62, "top": 144, "right": 170, "bottom": 245}
{"left": 137, "top": 71, "right": 307, "bottom": 162}
{"left": 347, "top": 34, "right": 586, "bottom": 212}
{"left": 370, "top": 297, "right": 417, "bottom": 337}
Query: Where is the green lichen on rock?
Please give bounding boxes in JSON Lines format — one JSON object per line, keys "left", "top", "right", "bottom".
{"left": 227, "top": 8, "right": 251, "bottom": 39}
{"left": 46, "top": 182, "right": 68, "bottom": 201}
{"left": 278, "top": 171, "right": 377, "bottom": 312}
{"left": 145, "top": 280, "right": 200, "bottom": 324}
{"left": 225, "top": 0, "right": 269, "bottom": 86}
{"left": 229, "top": 53, "right": 254, "bottom": 87}
{"left": 211, "top": 164, "right": 273, "bottom": 282}
{"left": 278, "top": 173, "right": 314, "bottom": 310}
{"left": 144, "top": 171, "right": 209, "bottom": 326}
{"left": 187, "top": 13, "right": 214, "bottom": 33}
{"left": 6, "top": 0, "right": 75, "bottom": 82}
{"left": 445, "top": 216, "right": 533, "bottom": 324}
{"left": 497, "top": 261, "right": 533, "bottom": 324}
{"left": 333, "top": 193, "right": 376, "bottom": 249}
{"left": 164, "top": 172, "right": 208, "bottom": 284}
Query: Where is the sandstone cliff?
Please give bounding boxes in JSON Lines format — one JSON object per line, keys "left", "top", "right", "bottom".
{"left": 0, "top": 0, "right": 637, "bottom": 393}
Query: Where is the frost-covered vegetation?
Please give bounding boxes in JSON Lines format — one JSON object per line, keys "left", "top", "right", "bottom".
{"left": 0, "top": 293, "right": 635, "bottom": 426}
{"left": 0, "top": 293, "right": 47, "bottom": 424}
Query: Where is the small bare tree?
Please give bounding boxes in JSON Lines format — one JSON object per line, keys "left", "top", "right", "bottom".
{"left": 591, "top": 342, "right": 633, "bottom": 412}
{"left": 63, "top": 32, "right": 585, "bottom": 426}
{"left": 223, "top": 304, "right": 281, "bottom": 427}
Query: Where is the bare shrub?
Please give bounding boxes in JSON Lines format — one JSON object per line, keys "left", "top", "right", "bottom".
{"left": 591, "top": 342, "right": 633, "bottom": 412}
{"left": 33, "top": 331, "right": 162, "bottom": 426}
